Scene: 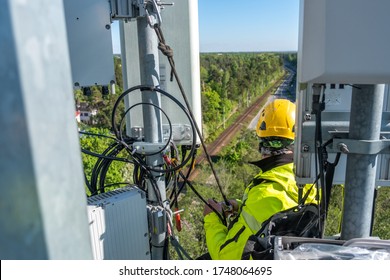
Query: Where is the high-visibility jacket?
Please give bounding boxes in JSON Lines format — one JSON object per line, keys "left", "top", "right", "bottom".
{"left": 203, "top": 153, "right": 318, "bottom": 260}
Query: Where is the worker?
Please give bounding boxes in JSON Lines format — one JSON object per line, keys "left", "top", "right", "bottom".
{"left": 202, "top": 98, "right": 318, "bottom": 260}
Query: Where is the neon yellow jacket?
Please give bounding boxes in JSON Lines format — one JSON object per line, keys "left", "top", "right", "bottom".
{"left": 203, "top": 153, "right": 317, "bottom": 260}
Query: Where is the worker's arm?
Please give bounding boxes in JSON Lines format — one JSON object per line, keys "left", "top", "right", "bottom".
{"left": 203, "top": 180, "right": 292, "bottom": 259}
{"left": 203, "top": 199, "right": 251, "bottom": 260}
{"left": 204, "top": 211, "right": 253, "bottom": 259}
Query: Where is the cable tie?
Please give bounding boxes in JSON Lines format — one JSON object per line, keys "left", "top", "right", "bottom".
{"left": 173, "top": 209, "right": 184, "bottom": 215}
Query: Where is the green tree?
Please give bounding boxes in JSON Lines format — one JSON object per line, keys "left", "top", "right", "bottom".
{"left": 373, "top": 187, "right": 390, "bottom": 239}
{"left": 199, "top": 52, "right": 285, "bottom": 142}
{"left": 114, "top": 55, "right": 123, "bottom": 89}
{"left": 93, "top": 93, "right": 125, "bottom": 130}
{"left": 201, "top": 87, "right": 221, "bottom": 122}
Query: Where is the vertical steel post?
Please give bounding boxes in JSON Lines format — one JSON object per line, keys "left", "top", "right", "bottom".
{"left": 341, "top": 84, "right": 385, "bottom": 240}
{"left": 0, "top": 0, "right": 92, "bottom": 259}
{"left": 137, "top": 5, "right": 167, "bottom": 260}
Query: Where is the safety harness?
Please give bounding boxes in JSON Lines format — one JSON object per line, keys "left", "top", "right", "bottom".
{"left": 241, "top": 203, "right": 320, "bottom": 259}
{"left": 241, "top": 156, "right": 321, "bottom": 260}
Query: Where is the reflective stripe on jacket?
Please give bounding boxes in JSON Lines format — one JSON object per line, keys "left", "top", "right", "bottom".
{"left": 203, "top": 153, "right": 317, "bottom": 260}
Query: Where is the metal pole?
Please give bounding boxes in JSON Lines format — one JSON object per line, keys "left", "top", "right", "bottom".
{"left": 137, "top": 6, "right": 167, "bottom": 259}
{"left": 341, "top": 84, "right": 385, "bottom": 240}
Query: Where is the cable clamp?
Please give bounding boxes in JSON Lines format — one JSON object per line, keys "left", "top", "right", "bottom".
{"left": 133, "top": 142, "right": 168, "bottom": 155}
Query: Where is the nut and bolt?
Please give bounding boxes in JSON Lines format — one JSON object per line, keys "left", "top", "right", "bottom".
{"left": 302, "top": 145, "right": 310, "bottom": 152}
{"left": 338, "top": 143, "right": 350, "bottom": 154}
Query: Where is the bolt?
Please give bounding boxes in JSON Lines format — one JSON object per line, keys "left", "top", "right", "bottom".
{"left": 338, "top": 143, "right": 350, "bottom": 154}
{"left": 302, "top": 145, "right": 310, "bottom": 153}
{"left": 304, "top": 114, "right": 312, "bottom": 121}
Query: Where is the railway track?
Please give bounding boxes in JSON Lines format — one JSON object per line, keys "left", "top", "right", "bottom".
{"left": 198, "top": 91, "right": 270, "bottom": 161}
{"left": 187, "top": 76, "right": 286, "bottom": 181}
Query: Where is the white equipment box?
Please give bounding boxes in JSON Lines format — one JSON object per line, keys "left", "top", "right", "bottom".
{"left": 87, "top": 186, "right": 150, "bottom": 260}
{"left": 298, "top": 0, "right": 390, "bottom": 84}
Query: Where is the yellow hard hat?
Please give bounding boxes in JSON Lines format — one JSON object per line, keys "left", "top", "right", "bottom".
{"left": 256, "top": 98, "right": 296, "bottom": 141}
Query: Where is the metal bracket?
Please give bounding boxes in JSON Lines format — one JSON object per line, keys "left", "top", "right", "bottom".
{"left": 132, "top": 141, "right": 168, "bottom": 155}
{"left": 110, "top": 0, "right": 172, "bottom": 22}
{"left": 130, "top": 124, "right": 194, "bottom": 145}
{"left": 332, "top": 138, "right": 390, "bottom": 155}
{"left": 110, "top": 0, "right": 137, "bottom": 20}
{"left": 147, "top": 205, "right": 166, "bottom": 235}
{"left": 131, "top": 126, "right": 144, "bottom": 140}
{"left": 163, "top": 124, "right": 193, "bottom": 144}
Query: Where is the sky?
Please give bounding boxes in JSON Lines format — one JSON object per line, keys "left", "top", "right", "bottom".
{"left": 111, "top": 0, "right": 300, "bottom": 53}
{"left": 197, "top": 0, "right": 300, "bottom": 52}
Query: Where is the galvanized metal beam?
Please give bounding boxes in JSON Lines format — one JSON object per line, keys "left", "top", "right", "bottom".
{"left": 0, "top": 0, "right": 92, "bottom": 259}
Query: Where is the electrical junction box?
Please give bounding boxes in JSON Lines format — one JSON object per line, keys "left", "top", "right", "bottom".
{"left": 298, "top": 0, "right": 390, "bottom": 84}
{"left": 120, "top": 0, "right": 202, "bottom": 145}
{"left": 294, "top": 84, "right": 390, "bottom": 186}
{"left": 63, "top": 0, "right": 115, "bottom": 87}
{"left": 87, "top": 186, "right": 150, "bottom": 260}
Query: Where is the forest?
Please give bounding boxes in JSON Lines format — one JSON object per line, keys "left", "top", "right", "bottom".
{"left": 76, "top": 52, "right": 389, "bottom": 259}
{"left": 200, "top": 53, "right": 284, "bottom": 140}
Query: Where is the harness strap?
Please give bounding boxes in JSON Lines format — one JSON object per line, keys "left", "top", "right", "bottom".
{"left": 241, "top": 204, "right": 320, "bottom": 260}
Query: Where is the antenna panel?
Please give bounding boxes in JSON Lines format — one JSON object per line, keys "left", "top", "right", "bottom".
{"left": 120, "top": 0, "right": 201, "bottom": 145}
{"left": 64, "top": 0, "right": 115, "bottom": 87}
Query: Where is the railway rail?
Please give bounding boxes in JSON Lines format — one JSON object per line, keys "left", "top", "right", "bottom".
{"left": 188, "top": 76, "right": 286, "bottom": 181}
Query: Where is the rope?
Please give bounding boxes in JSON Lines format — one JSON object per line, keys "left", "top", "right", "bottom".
{"left": 157, "top": 42, "right": 175, "bottom": 81}
{"left": 153, "top": 24, "right": 231, "bottom": 210}
{"left": 158, "top": 42, "right": 173, "bottom": 57}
